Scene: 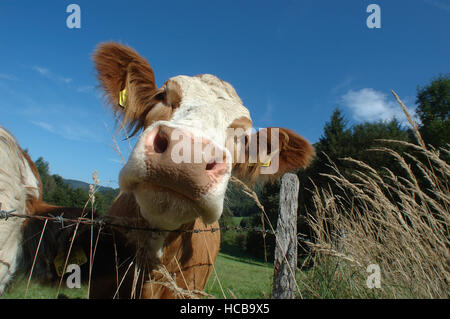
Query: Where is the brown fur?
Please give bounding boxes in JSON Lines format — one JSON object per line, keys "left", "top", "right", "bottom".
{"left": 20, "top": 149, "right": 43, "bottom": 199}
{"left": 162, "top": 79, "right": 183, "bottom": 110}
{"left": 142, "top": 219, "right": 220, "bottom": 298}
{"left": 228, "top": 116, "right": 253, "bottom": 130}
{"left": 93, "top": 42, "right": 164, "bottom": 137}
{"left": 232, "top": 127, "right": 315, "bottom": 183}
{"left": 88, "top": 193, "right": 220, "bottom": 299}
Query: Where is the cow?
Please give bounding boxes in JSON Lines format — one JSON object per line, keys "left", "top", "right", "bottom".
{"left": 0, "top": 125, "right": 217, "bottom": 298}
{"left": 0, "top": 127, "right": 42, "bottom": 294}
{"left": 0, "top": 126, "right": 91, "bottom": 293}
{"left": 87, "top": 42, "right": 315, "bottom": 298}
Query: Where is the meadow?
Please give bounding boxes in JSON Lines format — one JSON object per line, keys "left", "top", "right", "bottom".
{"left": 1, "top": 252, "right": 279, "bottom": 299}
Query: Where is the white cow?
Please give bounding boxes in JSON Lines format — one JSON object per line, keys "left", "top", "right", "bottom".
{"left": 0, "top": 127, "right": 40, "bottom": 295}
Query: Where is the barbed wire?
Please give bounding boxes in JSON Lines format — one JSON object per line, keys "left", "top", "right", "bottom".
{"left": 0, "top": 208, "right": 16, "bottom": 220}
{"left": 0, "top": 206, "right": 286, "bottom": 237}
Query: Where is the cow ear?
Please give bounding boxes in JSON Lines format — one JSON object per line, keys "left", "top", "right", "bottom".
{"left": 93, "top": 42, "right": 160, "bottom": 136}
{"left": 232, "top": 127, "right": 315, "bottom": 183}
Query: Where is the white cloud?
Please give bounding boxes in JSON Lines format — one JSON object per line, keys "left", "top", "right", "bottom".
{"left": 32, "top": 65, "right": 72, "bottom": 84}
{"left": 32, "top": 66, "right": 50, "bottom": 76}
{"left": 262, "top": 102, "right": 273, "bottom": 122}
{"left": 31, "top": 120, "right": 55, "bottom": 133}
{"left": 31, "top": 66, "right": 96, "bottom": 94}
{"left": 108, "top": 158, "right": 124, "bottom": 164}
{"left": 31, "top": 120, "right": 102, "bottom": 143}
{"left": 256, "top": 100, "right": 274, "bottom": 127}
{"left": 424, "top": 0, "right": 450, "bottom": 12}
{"left": 0, "top": 73, "right": 18, "bottom": 81}
{"left": 76, "top": 85, "right": 94, "bottom": 93}
{"left": 60, "top": 124, "right": 102, "bottom": 143}
{"left": 341, "top": 88, "right": 416, "bottom": 124}
{"left": 331, "top": 76, "right": 353, "bottom": 95}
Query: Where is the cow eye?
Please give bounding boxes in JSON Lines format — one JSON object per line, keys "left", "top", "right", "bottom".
{"left": 154, "top": 91, "right": 166, "bottom": 102}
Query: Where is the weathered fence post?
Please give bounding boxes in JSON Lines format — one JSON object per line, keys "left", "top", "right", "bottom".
{"left": 272, "top": 173, "right": 299, "bottom": 299}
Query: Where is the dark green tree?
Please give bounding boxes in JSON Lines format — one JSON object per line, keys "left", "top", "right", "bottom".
{"left": 32, "top": 156, "right": 117, "bottom": 215}
{"left": 317, "top": 108, "right": 351, "bottom": 159}
{"left": 416, "top": 74, "right": 450, "bottom": 148}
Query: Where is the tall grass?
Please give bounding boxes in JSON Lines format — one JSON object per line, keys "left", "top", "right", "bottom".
{"left": 301, "top": 92, "right": 449, "bottom": 298}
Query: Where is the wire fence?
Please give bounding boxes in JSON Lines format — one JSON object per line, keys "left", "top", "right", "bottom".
{"left": 0, "top": 206, "right": 313, "bottom": 250}
{"left": 0, "top": 205, "right": 282, "bottom": 236}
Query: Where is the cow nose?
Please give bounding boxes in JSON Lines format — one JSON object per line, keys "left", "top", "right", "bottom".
{"left": 143, "top": 125, "right": 228, "bottom": 199}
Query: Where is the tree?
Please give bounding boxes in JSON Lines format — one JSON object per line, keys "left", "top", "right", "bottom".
{"left": 317, "top": 108, "right": 351, "bottom": 160}
{"left": 32, "top": 156, "right": 116, "bottom": 214}
{"left": 348, "top": 118, "right": 410, "bottom": 168}
{"left": 416, "top": 74, "right": 450, "bottom": 149}
{"left": 298, "top": 109, "right": 413, "bottom": 250}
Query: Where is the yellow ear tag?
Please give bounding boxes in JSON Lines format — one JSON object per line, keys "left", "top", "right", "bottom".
{"left": 260, "top": 159, "right": 271, "bottom": 167}
{"left": 119, "top": 88, "right": 128, "bottom": 108}
{"left": 248, "top": 159, "right": 271, "bottom": 167}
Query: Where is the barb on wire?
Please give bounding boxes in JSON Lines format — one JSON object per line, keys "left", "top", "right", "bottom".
{"left": 0, "top": 204, "right": 16, "bottom": 221}
{"left": 49, "top": 213, "right": 65, "bottom": 228}
{"left": 0, "top": 206, "right": 281, "bottom": 237}
{"left": 0, "top": 204, "right": 316, "bottom": 248}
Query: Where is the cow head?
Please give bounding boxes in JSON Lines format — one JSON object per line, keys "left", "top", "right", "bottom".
{"left": 93, "top": 42, "right": 314, "bottom": 234}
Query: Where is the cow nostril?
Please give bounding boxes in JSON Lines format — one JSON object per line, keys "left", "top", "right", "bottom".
{"left": 205, "top": 156, "right": 228, "bottom": 176}
{"left": 154, "top": 130, "right": 168, "bottom": 153}
{"left": 205, "top": 161, "right": 217, "bottom": 171}
{"left": 206, "top": 153, "right": 228, "bottom": 171}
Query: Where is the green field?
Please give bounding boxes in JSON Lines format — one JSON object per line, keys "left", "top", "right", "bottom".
{"left": 205, "top": 253, "right": 274, "bottom": 298}
{"left": 0, "top": 275, "right": 88, "bottom": 299}
{"left": 1, "top": 252, "right": 282, "bottom": 299}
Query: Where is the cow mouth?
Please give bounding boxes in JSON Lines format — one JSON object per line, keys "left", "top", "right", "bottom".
{"left": 131, "top": 179, "right": 223, "bottom": 228}
{"left": 139, "top": 182, "right": 198, "bottom": 204}
{"left": 119, "top": 162, "right": 225, "bottom": 228}
{"left": 137, "top": 180, "right": 212, "bottom": 215}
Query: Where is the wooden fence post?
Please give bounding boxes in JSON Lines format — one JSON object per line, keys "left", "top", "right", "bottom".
{"left": 272, "top": 173, "right": 299, "bottom": 299}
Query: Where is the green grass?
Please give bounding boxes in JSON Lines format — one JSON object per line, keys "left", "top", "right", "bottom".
{"left": 295, "top": 257, "right": 380, "bottom": 299}
{"left": 231, "top": 216, "right": 244, "bottom": 225}
{"left": 0, "top": 275, "right": 88, "bottom": 299}
{"left": 205, "top": 252, "right": 275, "bottom": 299}
{"left": 1, "top": 251, "right": 280, "bottom": 299}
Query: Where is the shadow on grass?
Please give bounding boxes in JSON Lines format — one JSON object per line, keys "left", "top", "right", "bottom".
{"left": 219, "top": 243, "right": 273, "bottom": 268}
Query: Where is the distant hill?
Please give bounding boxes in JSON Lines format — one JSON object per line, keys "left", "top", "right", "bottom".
{"left": 63, "top": 178, "right": 120, "bottom": 196}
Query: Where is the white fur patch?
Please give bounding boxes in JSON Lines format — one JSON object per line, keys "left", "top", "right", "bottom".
{"left": 120, "top": 74, "right": 250, "bottom": 241}
{"left": 169, "top": 75, "right": 250, "bottom": 146}
{"left": 0, "top": 127, "right": 40, "bottom": 294}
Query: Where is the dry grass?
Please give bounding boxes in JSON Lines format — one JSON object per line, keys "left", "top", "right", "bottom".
{"left": 301, "top": 92, "right": 449, "bottom": 298}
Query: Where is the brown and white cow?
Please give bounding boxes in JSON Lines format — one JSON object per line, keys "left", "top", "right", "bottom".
{"left": 0, "top": 127, "right": 42, "bottom": 294}
{"left": 87, "top": 42, "right": 314, "bottom": 298}
{"left": 0, "top": 127, "right": 91, "bottom": 293}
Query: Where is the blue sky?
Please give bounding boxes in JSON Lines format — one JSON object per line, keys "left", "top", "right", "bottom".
{"left": 0, "top": 0, "right": 449, "bottom": 188}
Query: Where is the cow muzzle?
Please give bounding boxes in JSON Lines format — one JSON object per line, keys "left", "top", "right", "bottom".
{"left": 119, "top": 124, "right": 230, "bottom": 228}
